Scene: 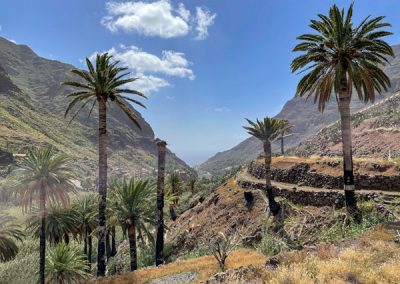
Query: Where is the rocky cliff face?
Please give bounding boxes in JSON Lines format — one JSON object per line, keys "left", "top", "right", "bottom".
{"left": 197, "top": 45, "right": 400, "bottom": 176}
{"left": 0, "top": 37, "right": 193, "bottom": 181}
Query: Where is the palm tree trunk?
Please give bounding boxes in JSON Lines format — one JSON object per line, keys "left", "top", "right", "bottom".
{"left": 39, "top": 187, "right": 46, "bottom": 284}
{"left": 156, "top": 140, "right": 166, "bottom": 266}
{"left": 169, "top": 204, "right": 177, "bottom": 221}
{"left": 64, "top": 233, "right": 69, "bottom": 245}
{"left": 97, "top": 98, "right": 108, "bottom": 276}
{"left": 84, "top": 229, "right": 89, "bottom": 272}
{"left": 127, "top": 219, "right": 137, "bottom": 271}
{"left": 88, "top": 231, "right": 92, "bottom": 271}
{"left": 106, "top": 230, "right": 111, "bottom": 259}
{"left": 281, "top": 135, "right": 285, "bottom": 155}
{"left": 338, "top": 78, "right": 362, "bottom": 223}
{"left": 111, "top": 226, "right": 116, "bottom": 257}
{"left": 264, "top": 141, "right": 280, "bottom": 215}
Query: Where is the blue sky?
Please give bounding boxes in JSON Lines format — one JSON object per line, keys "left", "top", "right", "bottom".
{"left": 1, "top": 0, "right": 400, "bottom": 165}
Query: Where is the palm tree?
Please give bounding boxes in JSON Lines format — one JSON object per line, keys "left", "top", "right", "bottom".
{"left": 70, "top": 193, "right": 97, "bottom": 271}
{"left": 188, "top": 175, "right": 197, "bottom": 194}
{"left": 155, "top": 139, "right": 167, "bottom": 266}
{"left": 45, "top": 243, "right": 91, "bottom": 284}
{"left": 0, "top": 214, "right": 23, "bottom": 262}
{"left": 112, "top": 178, "right": 155, "bottom": 271}
{"left": 27, "top": 205, "right": 77, "bottom": 245}
{"left": 16, "top": 148, "right": 75, "bottom": 284}
{"left": 291, "top": 3, "right": 393, "bottom": 221}
{"left": 244, "top": 117, "right": 283, "bottom": 215}
{"left": 167, "top": 173, "right": 180, "bottom": 221}
{"left": 62, "top": 53, "right": 146, "bottom": 276}
{"left": 277, "top": 120, "right": 293, "bottom": 155}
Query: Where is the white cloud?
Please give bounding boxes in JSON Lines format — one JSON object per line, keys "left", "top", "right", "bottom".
{"left": 195, "top": 7, "right": 216, "bottom": 40}
{"left": 102, "top": 0, "right": 189, "bottom": 38}
{"left": 177, "top": 3, "right": 190, "bottom": 22}
{"left": 127, "top": 74, "right": 170, "bottom": 94}
{"left": 101, "top": 1, "right": 216, "bottom": 40}
{"left": 88, "top": 45, "right": 194, "bottom": 94}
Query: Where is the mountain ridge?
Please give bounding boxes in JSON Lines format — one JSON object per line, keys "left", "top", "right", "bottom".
{"left": 0, "top": 37, "right": 193, "bottom": 183}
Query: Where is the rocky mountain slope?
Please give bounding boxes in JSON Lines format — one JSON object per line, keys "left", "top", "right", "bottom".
{"left": 292, "top": 93, "right": 400, "bottom": 159}
{"left": 196, "top": 44, "right": 400, "bottom": 176}
{"left": 0, "top": 37, "right": 193, "bottom": 183}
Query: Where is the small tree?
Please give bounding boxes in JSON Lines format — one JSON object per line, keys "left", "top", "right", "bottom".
{"left": 210, "top": 232, "right": 236, "bottom": 271}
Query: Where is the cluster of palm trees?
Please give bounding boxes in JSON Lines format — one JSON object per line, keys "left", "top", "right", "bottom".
{"left": 0, "top": 2, "right": 394, "bottom": 283}
{"left": 245, "top": 3, "right": 394, "bottom": 222}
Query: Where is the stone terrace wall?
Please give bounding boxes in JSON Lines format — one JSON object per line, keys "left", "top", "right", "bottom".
{"left": 248, "top": 161, "right": 400, "bottom": 192}
{"left": 237, "top": 180, "right": 379, "bottom": 208}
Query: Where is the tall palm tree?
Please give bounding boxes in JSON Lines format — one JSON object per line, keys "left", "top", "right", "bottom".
{"left": 16, "top": 148, "right": 75, "bottom": 284}
{"left": 167, "top": 173, "right": 180, "bottom": 221}
{"left": 277, "top": 120, "right": 293, "bottom": 155}
{"left": 155, "top": 139, "right": 167, "bottom": 266}
{"left": 291, "top": 3, "right": 394, "bottom": 221}
{"left": 0, "top": 214, "right": 23, "bottom": 262}
{"left": 45, "top": 243, "right": 91, "bottom": 284}
{"left": 27, "top": 205, "right": 77, "bottom": 245}
{"left": 112, "top": 178, "right": 155, "bottom": 271}
{"left": 70, "top": 193, "right": 97, "bottom": 271}
{"left": 244, "top": 117, "right": 283, "bottom": 215}
{"left": 188, "top": 175, "right": 197, "bottom": 194}
{"left": 62, "top": 53, "right": 146, "bottom": 276}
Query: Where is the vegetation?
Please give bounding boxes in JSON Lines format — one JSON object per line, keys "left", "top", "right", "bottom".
{"left": 62, "top": 53, "right": 146, "bottom": 276}
{"left": 0, "top": 214, "right": 23, "bottom": 261}
{"left": 111, "top": 178, "right": 156, "bottom": 271}
{"left": 45, "top": 243, "right": 91, "bottom": 284}
{"left": 276, "top": 120, "right": 293, "bottom": 155}
{"left": 291, "top": 3, "right": 394, "bottom": 222}
{"left": 15, "top": 148, "right": 75, "bottom": 284}
{"left": 243, "top": 117, "right": 284, "bottom": 215}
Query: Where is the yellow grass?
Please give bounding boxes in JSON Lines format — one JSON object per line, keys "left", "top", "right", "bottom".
{"left": 93, "top": 249, "right": 267, "bottom": 284}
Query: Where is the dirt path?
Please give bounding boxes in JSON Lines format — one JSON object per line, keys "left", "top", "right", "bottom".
{"left": 237, "top": 170, "right": 400, "bottom": 197}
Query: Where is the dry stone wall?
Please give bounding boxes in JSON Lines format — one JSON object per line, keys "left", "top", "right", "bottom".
{"left": 248, "top": 161, "right": 400, "bottom": 192}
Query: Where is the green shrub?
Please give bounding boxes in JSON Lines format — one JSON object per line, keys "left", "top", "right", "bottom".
{"left": 256, "top": 233, "right": 289, "bottom": 256}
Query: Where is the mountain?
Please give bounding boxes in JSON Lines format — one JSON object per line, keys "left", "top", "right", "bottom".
{"left": 196, "top": 44, "right": 400, "bottom": 176}
{"left": 292, "top": 92, "right": 400, "bottom": 158}
{"left": 0, "top": 37, "right": 193, "bottom": 183}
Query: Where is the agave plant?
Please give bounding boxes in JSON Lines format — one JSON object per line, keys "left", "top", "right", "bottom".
{"left": 45, "top": 243, "right": 91, "bottom": 284}
{"left": 0, "top": 214, "right": 23, "bottom": 262}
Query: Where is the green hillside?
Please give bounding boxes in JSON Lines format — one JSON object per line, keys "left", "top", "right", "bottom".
{"left": 0, "top": 37, "right": 193, "bottom": 184}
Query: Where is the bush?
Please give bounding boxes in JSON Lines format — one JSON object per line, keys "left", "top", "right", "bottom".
{"left": 257, "top": 233, "right": 289, "bottom": 256}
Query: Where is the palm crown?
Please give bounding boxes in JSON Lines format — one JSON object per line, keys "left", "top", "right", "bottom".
{"left": 62, "top": 53, "right": 146, "bottom": 128}
{"left": 112, "top": 178, "right": 156, "bottom": 243}
{"left": 291, "top": 3, "right": 394, "bottom": 111}
{"left": 278, "top": 120, "right": 292, "bottom": 136}
{"left": 17, "top": 148, "right": 76, "bottom": 212}
{"left": 244, "top": 117, "right": 283, "bottom": 142}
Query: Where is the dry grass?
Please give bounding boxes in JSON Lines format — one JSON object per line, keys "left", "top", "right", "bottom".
{"left": 93, "top": 249, "right": 267, "bottom": 284}
{"left": 93, "top": 227, "right": 399, "bottom": 284}
{"left": 261, "top": 227, "right": 400, "bottom": 284}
